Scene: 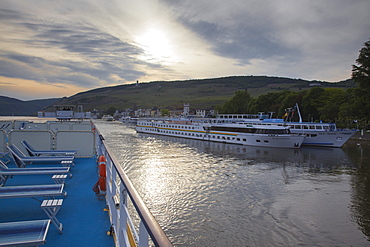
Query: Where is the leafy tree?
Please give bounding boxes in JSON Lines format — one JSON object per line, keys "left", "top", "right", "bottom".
{"left": 252, "top": 91, "right": 290, "bottom": 114}
{"left": 277, "top": 91, "right": 304, "bottom": 117}
{"left": 352, "top": 39, "right": 370, "bottom": 90}
{"left": 301, "top": 87, "right": 327, "bottom": 121}
{"left": 220, "top": 90, "right": 252, "bottom": 113}
{"left": 105, "top": 106, "right": 117, "bottom": 116}
{"left": 339, "top": 88, "right": 369, "bottom": 119}
{"left": 160, "top": 109, "right": 170, "bottom": 117}
{"left": 350, "top": 39, "right": 370, "bottom": 123}
{"left": 318, "top": 88, "right": 346, "bottom": 122}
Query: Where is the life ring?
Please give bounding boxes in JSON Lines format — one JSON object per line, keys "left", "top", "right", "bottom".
{"left": 98, "top": 155, "right": 107, "bottom": 191}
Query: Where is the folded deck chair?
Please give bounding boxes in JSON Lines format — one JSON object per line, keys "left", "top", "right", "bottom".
{"left": 7, "top": 145, "right": 74, "bottom": 168}
{"left": 0, "top": 151, "right": 11, "bottom": 164}
{"left": 0, "top": 160, "right": 71, "bottom": 186}
{"left": 0, "top": 183, "right": 66, "bottom": 199}
{"left": 0, "top": 219, "right": 50, "bottom": 246}
{"left": 21, "top": 140, "right": 77, "bottom": 157}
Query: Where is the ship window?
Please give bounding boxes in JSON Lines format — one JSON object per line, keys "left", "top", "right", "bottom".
{"left": 243, "top": 139, "right": 246, "bottom": 142}
{"left": 295, "top": 125, "right": 301, "bottom": 129}
{"left": 237, "top": 138, "right": 240, "bottom": 141}
{"left": 256, "top": 140, "right": 261, "bottom": 142}
{"left": 310, "top": 125, "right": 315, "bottom": 129}
{"left": 303, "top": 125, "right": 309, "bottom": 129}
{"left": 323, "top": 126, "right": 329, "bottom": 130}
{"left": 264, "top": 140, "right": 269, "bottom": 143}
{"left": 316, "top": 126, "right": 322, "bottom": 129}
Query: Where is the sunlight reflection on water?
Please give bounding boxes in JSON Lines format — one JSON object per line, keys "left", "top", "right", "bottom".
{"left": 94, "top": 120, "right": 370, "bottom": 246}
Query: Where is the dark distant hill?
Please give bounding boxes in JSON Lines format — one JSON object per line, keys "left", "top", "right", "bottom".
{"left": 50, "top": 76, "right": 356, "bottom": 111}
{"left": 0, "top": 96, "right": 60, "bottom": 116}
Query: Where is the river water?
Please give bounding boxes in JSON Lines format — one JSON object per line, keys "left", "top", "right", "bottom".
{"left": 94, "top": 120, "right": 370, "bottom": 247}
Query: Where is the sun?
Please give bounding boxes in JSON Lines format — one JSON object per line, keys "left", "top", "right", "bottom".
{"left": 135, "top": 28, "right": 177, "bottom": 63}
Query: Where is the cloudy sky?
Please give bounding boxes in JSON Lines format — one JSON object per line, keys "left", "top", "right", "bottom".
{"left": 0, "top": 0, "right": 369, "bottom": 100}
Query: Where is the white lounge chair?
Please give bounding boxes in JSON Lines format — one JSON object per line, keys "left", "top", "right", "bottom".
{"left": 0, "top": 160, "right": 71, "bottom": 186}
{"left": 21, "top": 140, "right": 77, "bottom": 157}
{"left": 0, "top": 219, "right": 51, "bottom": 246}
{"left": 0, "top": 184, "right": 66, "bottom": 199}
{"left": 7, "top": 145, "right": 74, "bottom": 168}
{"left": 0, "top": 185, "right": 66, "bottom": 233}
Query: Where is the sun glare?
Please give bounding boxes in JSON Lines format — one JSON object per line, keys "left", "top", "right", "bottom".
{"left": 135, "top": 28, "right": 177, "bottom": 64}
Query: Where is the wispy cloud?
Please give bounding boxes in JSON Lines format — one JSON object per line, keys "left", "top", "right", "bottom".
{"left": 0, "top": 0, "right": 369, "bottom": 100}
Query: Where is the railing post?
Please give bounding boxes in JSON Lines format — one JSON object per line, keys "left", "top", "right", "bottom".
{"left": 139, "top": 221, "right": 149, "bottom": 247}
{"left": 118, "top": 182, "right": 128, "bottom": 246}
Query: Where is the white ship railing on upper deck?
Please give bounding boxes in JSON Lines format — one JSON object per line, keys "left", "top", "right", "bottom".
{"left": 95, "top": 129, "right": 173, "bottom": 247}
{"left": 217, "top": 113, "right": 271, "bottom": 120}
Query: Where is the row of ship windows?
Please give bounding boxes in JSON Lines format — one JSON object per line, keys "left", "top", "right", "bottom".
{"left": 277, "top": 124, "right": 330, "bottom": 130}
{"left": 239, "top": 123, "right": 331, "bottom": 130}
{"left": 143, "top": 128, "right": 270, "bottom": 143}
{"left": 153, "top": 125, "right": 196, "bottom": 130}
{"left": 148, "top": 123, "right": 331, "bottom": 130}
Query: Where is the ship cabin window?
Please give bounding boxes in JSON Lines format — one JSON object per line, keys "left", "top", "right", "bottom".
{"left": 210, "top": 126, "right": 256, "bottom": 133}
{"left": 323, "top": 126, "right": 329, "bottom": 130}
{"left": 303, "top": 125, "right": 309, "bottom": 129}
{"left": 294, "top": 125, "right": 301, "bottom": 129}
{"left": 307, "top": 134, "right": 318, "bottom": 137}
{"left": 256, "top": 140, "right": 261, "bottom": 142}
{"left": 255, "top": 129, "right": 290, "bottom": 134}
{"left": 243, "top": 138, "right": 247, "bottom": 142}
{"left": 309, "top": 125, "right": 315, "bottom": 129}
{"left": 237, "top": 138, "right": 240, "bottom": 141}
{"left": 316, "top": 125, "right": 322, "bottom": 130}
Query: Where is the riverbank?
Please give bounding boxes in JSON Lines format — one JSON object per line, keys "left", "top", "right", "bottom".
{"left": 347, "top": 132, "right": 370, "bottom": 145}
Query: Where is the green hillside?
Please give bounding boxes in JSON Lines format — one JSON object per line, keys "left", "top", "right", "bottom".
{"left": 52, "top": 76, "right": 355, "bottom": 111}
{"left": 0, "top": 76, "right": 356, "bottom": 116}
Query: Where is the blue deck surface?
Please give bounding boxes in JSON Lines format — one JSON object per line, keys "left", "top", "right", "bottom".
{"left": 0, "top": 157, "right": 114, "bottom": 247}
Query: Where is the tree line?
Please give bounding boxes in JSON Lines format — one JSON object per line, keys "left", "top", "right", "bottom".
{"left": 218, "top": 39, "right": 370, "bottom": 130}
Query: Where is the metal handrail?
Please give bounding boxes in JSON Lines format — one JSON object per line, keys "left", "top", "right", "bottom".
{"left": 97, "top": 132, "right": 173, "bottom": 247}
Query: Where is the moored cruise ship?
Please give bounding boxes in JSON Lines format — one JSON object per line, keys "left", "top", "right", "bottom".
{"left": 136, "top": 119, "right": 305, "bottom": 148}
{"left": 217, "top": 114, "right": 357, "bottom": 148}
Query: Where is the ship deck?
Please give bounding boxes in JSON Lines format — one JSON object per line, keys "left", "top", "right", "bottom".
{"left": 0, "top": 157, "right": 114, "bottom": 246}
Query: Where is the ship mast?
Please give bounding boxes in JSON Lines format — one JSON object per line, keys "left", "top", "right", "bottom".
{"left": 295, "top": 103, "right": 303, "bottom": 123}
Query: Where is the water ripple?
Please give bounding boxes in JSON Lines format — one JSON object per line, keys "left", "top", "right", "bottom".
{"left": 94, "top": 121, "right": 370, "bottom": 246}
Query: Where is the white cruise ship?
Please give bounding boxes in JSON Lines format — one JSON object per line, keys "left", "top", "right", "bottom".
{"left": 217, "top": 114, "right": 357, "bottom": 148}
{"left": 136, "top": 119, "right": 305, "bottom": 149}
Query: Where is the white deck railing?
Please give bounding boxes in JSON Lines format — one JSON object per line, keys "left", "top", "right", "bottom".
{"left": 95, "top": 130, "right": 173, "bottom": 247}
